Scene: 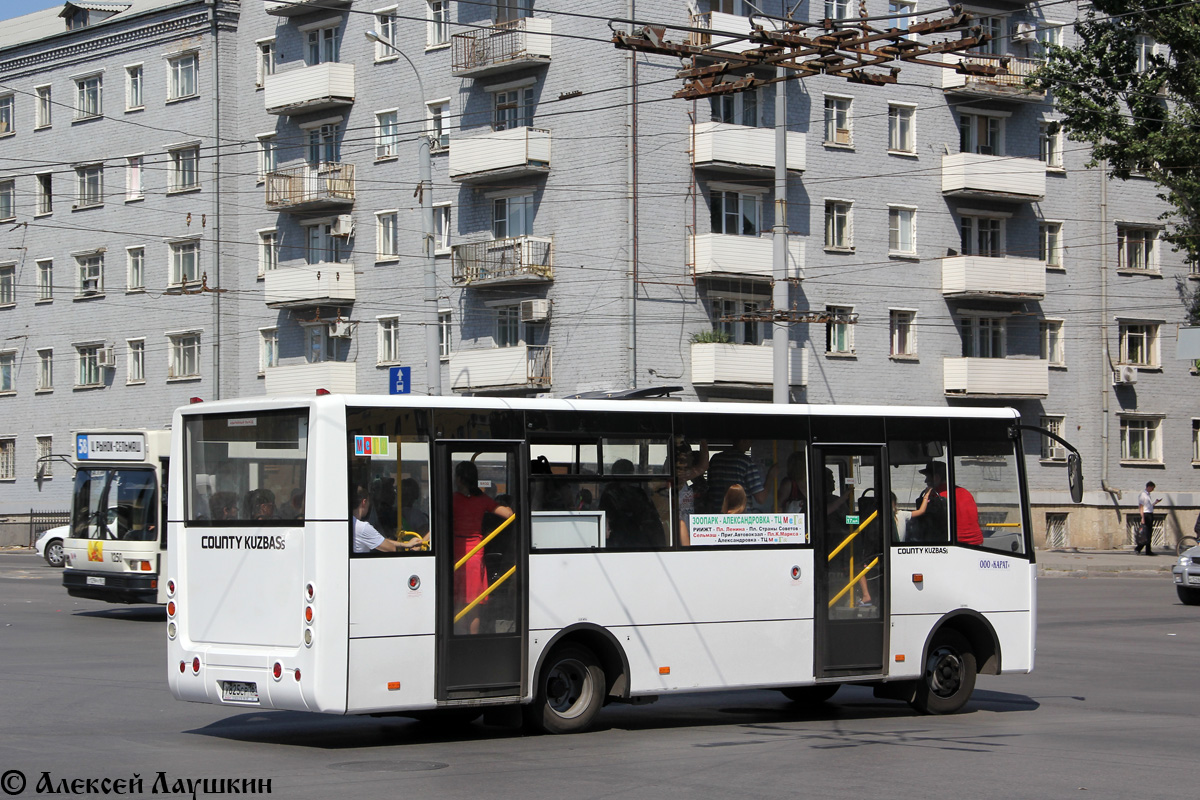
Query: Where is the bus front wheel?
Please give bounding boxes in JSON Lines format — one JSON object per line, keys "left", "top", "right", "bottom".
{"left": 910, "top": 629, "right": 976, "bottom": 715}
{"left": 526, "top": 644, "right": 605, "bottom": 734}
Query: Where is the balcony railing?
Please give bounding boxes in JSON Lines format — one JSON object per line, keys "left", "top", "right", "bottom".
{"left": 449, "top": 126, "right": 551, "bottom": 182}
{"left": 264, "top": 362, "right": 357, "bottom": 395}
{"left": 263, "top": 264, "right": 356, "bottom": 308}
{"left": 691, "top": 233, "right": 804, "bottom": 280}
{"left": 942, "top": 54, "right": 1046, "bottom": 100}
{"left": 451, "top": 236, "right": 553, "bottom": 286}
{"left": 449, "top": 344, "right": 551, "bottom": 391}
{"left": 265, "top": 162, "right": 355, "bottom": 210}
{"left": 452, "top": 17, "right": 552, "bottom": 78}
{"left": 265, "top": 0, "right": 351, "bottom": 17}
{"left": 942, "top": 254, "right": 1046, "bottom": 299}
{"left": 941, "top": 152, "right": 1046, "bottom": 200}
{"left": 688, "top": 12, "right": 757, "bottom": 53}
{"left": 263, "top": 62, "right": 355, "bottom": 116}
{"left": 692, "top": 122, "right": 806, "bottom": 172}
{"left": 691, "top": 343, "right": 808, "bottom": 387}
{"left": 943, "top": 357, "right": 1049, "bottom": 397}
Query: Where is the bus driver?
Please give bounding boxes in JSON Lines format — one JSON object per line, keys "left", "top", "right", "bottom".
{"left": 352, "top": 485, "right": 422, "bottom": 554}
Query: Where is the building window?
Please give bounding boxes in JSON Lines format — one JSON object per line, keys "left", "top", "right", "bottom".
{"left": 0, "top": 351, "right": 13, "bottom": 393}
{"left": 710, "top": 91, "right": 758, "bottom": 127}
{"left": 825, "top": 0, "right": 851, "bottom": 20}
{"left": 127, "top": 247, "right": 144, "bottom": 291}
{"left": 825, "top": 305, "right": 854, "bottom": 354}
{"left": 0, "top": 265, "right": 13, "bottom": 307}
{"left": 435, "top": 203, "right": 452, "bottom": 252}
{"left": 493, "top": 194, "right": 534, "bottom": 239}
{"left": 494, "top": 87, "right": 534, "bottom": 131}
{"left": 305, "top": 223, "right": 346, "bottom": 264}
{"left": 169, "top": 147, "right": 199, "bottom": 192}
{"left": 306, "top": 25, "right": 341, "bottom": 65}
{"left": 1036, "top": 21, "right": 1063, "bottom": 56}
{"left": 710, "top": 296, "right": 766, "bottom": 345}
{"left": 0, "top": 181, "right": 13, "bottom": 221}
{"left": 257, "top": 135, "right": 277, "bottom": 181}
{"left": 1040, "top": 319, "right": 1065, "bottom": 366}
{"left": 889, "top": 0, "right": 915, "bottom": 32}
{"left": 376, "top": 110, "right": 399, "bottom": 159}
{"left": 259, "top": 328, "right": 278, "bottom": 373}
{"left": 888, "top": 103, "right": 914, "bottom": 153}
{"left": 305, "top": 324, "right": 333, "bottom": 363}
{"left": 960, "top": 215, "right": 1004, "bottom": 257}
{"left": 37, "top": 349, "right": 52, "bottom": 391}
{"left": 961, "top": 315, "right": 1006, "bottom": 358}
{"left": 1039, "top": 122, "right": 1062, "bottom": 168}
{"left": 76, "top": 165, "right": 103, "bottom": 208}
{"left": 888, "top": 206, "right": 915, "bottom": 254}
{"left": 307, "top": 123, "right": 341, "bottom": 165}
{"left": 1120, "top": 416, "right": 1161, "bottom": 462}
{"left": 496, "top": 0, "right": 533, "bottom": 24}
{"left": 973, "top": 16, "right": 1004, "bottom": 55}
{"left": 890, "top": 310, "right": 916, "bottom": 356}
{"left": 125, "top": 65, "right": 142, "bottom": 110}
{"left": 1040, "top": 222, "right": 1063, "bottom": 268}
{"left": 0, "top": 94, "right": 13, "bottom": 135}
{"left": 258, "top": 230, "right": 278, "bottom": 276}
{"left": 1119, "top": 321, "right": 1159, "bottom": 366}
{"left": 1193, "top": 419, "right": 1200, "bottom": 464}
{"left": 170, "top": 240, "right": 200, "bottom": 286}
{"left": 959, "top": 112, "right": 1001, "bottom": 155}
{"left": 376, "top": 211, "right": 399, "bottom": 260}
{"left": 168, "top": 333, "right": 201, "bottom": 379}
{"left": 76, "top": 345, "right": 102, "bottom": 387}
{"left": 35, "top": 86, "right": 51, "bottom": 128}
{"left": 378, "top": 316, "right": 401, "bottom": 363}
{"left": 428, "top": 100, "right": 450, "bottom": 150}
{"left": 36, "top": 260, "right": 53, "bottom": 301}
{"left": 1117, "top": 226, "right": 1157, "bottom": 271}
{"left": 1040, "top": 416, "right": 1066, "bottom": 459}
{"left": 427, "top": 1, "right": 449, "bottom": 47}
{"left": 36, "top": 173, "right": 52, "bottom": 215}
{"left": 1135, "top": 35, "right": 1156, "bottom": 74}
{"left": 824, "top": 200, "right": 853, "bottom": 250}
{"left": 710, "top": 190, "right": 760, "bottom": 236}
{"left": 439, "top": 310, "right": 452, "bottom": 358}
{"left": 256, "top": 40, "right": 275, "bottom": 87}
{"left": 127, "top": 339, "right": 144, "bottom": 383}
{"left": 373, "top": 9, "right": 398, "bottom": 59}
{"left": 824, "top": 96, "right": 852, "bottom": 146}
{"left": 75, "top": 74, "right": 102, "bottom": 120}
{"left": 126, "top": 155, "right": 143, "bottom": 201}
{"left": 496, "top": 305, "right": 522, "bottom": 347}
{"left": 0, "top": 439, "right": 14, "bottom": 481}
{"left": 76, "top": 253, "right": 103, "bottom": 296}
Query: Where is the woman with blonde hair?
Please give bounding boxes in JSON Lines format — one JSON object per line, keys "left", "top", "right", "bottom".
{"left": 721, "top": 484, "right": 747, "bottom": 514}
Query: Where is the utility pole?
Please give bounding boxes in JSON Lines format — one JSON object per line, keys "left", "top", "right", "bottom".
{"left": 772, "top": 58, "right": 788, "bottom": 404}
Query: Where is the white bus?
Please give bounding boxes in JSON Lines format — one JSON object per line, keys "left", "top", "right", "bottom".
{"left": 59, "top": 431, "right": 171, "bottom": 605}
{"left": 167, "top": 396, "right": 1079, "bottom": 732}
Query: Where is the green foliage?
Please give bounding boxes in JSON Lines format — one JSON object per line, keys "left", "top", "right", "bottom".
{"left": 690, "top": 329, "right": 732, "bottom": 344}
{"left": 1028, "top": 1, "right": 1200, "bottom": 268}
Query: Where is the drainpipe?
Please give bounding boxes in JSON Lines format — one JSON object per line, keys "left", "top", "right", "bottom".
{"left": 627, "top": 0, "right": 637, "bottom": 389}
{"left": 208, "top": 0, "right": 222, "bottom": 399}
{"left": 1099, "top": 159, "right": 1119, "bottom": 500}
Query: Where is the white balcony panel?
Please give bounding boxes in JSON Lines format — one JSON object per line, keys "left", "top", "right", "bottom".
{"left": 692, "top": 234, "right": 804, "bottom": 280}
{"left": 264, "top": 362, "right": 357, "bottom": 395}
{"left": 449, "top": 345, "right": 551, "bottom": 391}
{"left": 689, "top": 12, "right": 757, "bottom": 52}
{"left": 451, "top": 17, "right": 552, "bottom": 78}
{"left": 264, "top": 63, "right": 355, "bottom": 116}
{"left": 692, "top": 122, "right": 806, "bottom": 172}
{"left": 942, "top": 54, "right": 1046, "bottom": 100}
{"left": 264, "top": 265, "right": 356, "bottom": 308}
{"left": 942, "top": 255, "right": 1046, "bottom": 298}
{"left": 691, "top": 343, "right": 808, "bottom": 386}
{"left": 941, "top": 153, "right": 1046, "bottom": 200}
{"left": 449, "top": 127, "right": 551, "bottom": 182}
{"left": 265, "top": 0, "right": 351, "bottom": 16}
{"left": 943, "top": 357, "right": 1048, "bottom": 397}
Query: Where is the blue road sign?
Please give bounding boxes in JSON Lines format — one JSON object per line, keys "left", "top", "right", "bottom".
{"left": 389, "top": 366, "right": 411, "bottom": 395}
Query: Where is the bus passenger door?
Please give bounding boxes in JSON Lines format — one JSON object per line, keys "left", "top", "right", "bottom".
{"left": 434, "top": 441, "right": 527, "bottom": 702}
{"left": 812, "top": 446, "right": 888, "bottom": 678}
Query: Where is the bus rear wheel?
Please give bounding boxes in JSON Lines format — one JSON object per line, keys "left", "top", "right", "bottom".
{"left": 780, "top": 684, "right": 840, "bottom": 705}
{"left": 910, "top": 629, "right": 976, "bottom": 715}
{"left": 526, "top": 644, "right": 605, "bottom": 734}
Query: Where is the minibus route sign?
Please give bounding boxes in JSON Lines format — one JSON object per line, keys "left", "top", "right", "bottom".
{"left": 76, "top": 433, "right": 146, "bottom": 462}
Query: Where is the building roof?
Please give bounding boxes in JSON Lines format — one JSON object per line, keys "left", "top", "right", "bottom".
{"left": 0, "top": 0, "right": 197, "bottom": 53}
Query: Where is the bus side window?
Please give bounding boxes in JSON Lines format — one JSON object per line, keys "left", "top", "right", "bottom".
{"left": 953, "top": 440, "right": 1025, "bottom": 555}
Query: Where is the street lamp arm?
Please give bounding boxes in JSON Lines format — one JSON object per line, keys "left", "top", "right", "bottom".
{"left": 364, "top": 31, "right": 427, "bottom": 105}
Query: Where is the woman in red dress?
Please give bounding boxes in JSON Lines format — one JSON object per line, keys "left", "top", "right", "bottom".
{"left": 452, "top": 460, "right": 513, "bottom": 634}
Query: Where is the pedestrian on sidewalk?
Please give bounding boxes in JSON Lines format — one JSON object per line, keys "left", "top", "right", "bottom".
{"left": 1134, "top": 481, "right": 1161, "bottom": 555}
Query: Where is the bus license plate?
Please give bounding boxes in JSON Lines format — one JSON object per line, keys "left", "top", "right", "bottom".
{"left": 86, "top": 576, "right": 105, "bottom": 586}
{"left": 1187, "top": 574, "right": 1200, "bottom": 586}
{"left": 221, "top": 681, "right": 259, "bottom": 703}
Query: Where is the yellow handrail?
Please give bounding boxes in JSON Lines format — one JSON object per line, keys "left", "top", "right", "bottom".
{"left": 828, "top": 556, "right": 880, "bottom": 608}
{"left": 454, "top": 512, "right": 515, "bottom": 571}
{"left": 454, "top": 565, "right": 517, "bottom": 623}
{"left": 985, "top": 522, "right": 1022, "bottom": 527}
{"left": 827, "top": 509, "right": 878, "bottom": 561}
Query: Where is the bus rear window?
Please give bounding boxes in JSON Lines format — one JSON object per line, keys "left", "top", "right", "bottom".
{"left": 184, "top": 409, "right": 309, "bottom": 525}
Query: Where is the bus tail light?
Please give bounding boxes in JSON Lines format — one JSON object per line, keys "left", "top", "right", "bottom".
{"left": 179, "top": 661, "right": 186, "bottom": 674}
{"left": 305, "top": 583, "right": 315, "bottom": 601}
{"left": 272, "top": 662, "right": 282, "bottom": 681}
{"left": 912, "top": 574, "right": 923, "bottom": 584}
{"left": 315, "top": 388, "right": 331, "bottom": 396}
{"left": 189, "top": 397, "right": 204, "bottom": 404}
{"left": 294, "top": 669, "right": 301, "bottom": 682}
{"left": 167, "top": 579, "right": 176, "bottom": 597}
{"left": 304, "top": 629, "right": 313, "bottom": 647}
{"left": 167, "top": 622, "right": 177, "bottom": 640}
{"left": 304, "top": 606, "right": 313, "bottom": 624}
{"left": 192, "top": 657, "right": 201, "bottom": 674}
{"left": 138, "top": 561, "right": 152, "bottom": 571}
{"left": 167, "top": 601, "right": 176, "bottom": 618}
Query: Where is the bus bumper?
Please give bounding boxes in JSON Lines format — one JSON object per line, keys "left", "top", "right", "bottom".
{"left": 63, "top": 569, "right": 159, "bottom": 604}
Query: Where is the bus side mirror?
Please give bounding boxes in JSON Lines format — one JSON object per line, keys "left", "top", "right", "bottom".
{"left": 1067, "top": 452, "right": 1083, "bottom": 504}
{"left": 35, "top": 463, "right": 46, "bottom": 492}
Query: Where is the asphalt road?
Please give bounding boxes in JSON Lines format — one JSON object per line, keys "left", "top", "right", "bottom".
{"left": 0, "top": 550, "right": 1194, "bottom": 799}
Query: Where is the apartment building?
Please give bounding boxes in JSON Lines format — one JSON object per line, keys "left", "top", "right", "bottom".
{"left": 0, "top": 0, "right": 1195, "bottom": 547}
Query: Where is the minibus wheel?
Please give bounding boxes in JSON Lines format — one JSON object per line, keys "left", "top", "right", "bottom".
{"left": 911, "top": 628, "right": 976, "bottom": 715}
{"left": 526, "top": 643, "right": 605, "bottom": 734}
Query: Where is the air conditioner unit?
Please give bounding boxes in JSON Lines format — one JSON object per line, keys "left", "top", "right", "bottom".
{"left": 332, "top": 215, "right": 355, "bottom": 237}
{"left": 1113, "top": 364, "right": 1138, "bottom": 385}
{"left": 1047, "top": 445, "right": 1067, "bottom": 461}
{"left": 1011, "top": 22, "right": 1037, "bottom": 44}
{"left": 97, "top": 347, "right": 116, "bottom": 368}
{"left": 520, "top": 298, "right": 550, "bottom": 323}
{"left": 329, "top": 321, "right": 354, "bottom": 338}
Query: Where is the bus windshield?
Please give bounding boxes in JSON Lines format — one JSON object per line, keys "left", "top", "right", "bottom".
{"left": 71, "top": 468, "right": 158, "bottom": 541}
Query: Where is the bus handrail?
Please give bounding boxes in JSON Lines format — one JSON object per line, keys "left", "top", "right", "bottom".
{"left": 454, "top": 565, "right": 517, "bottom": 623}
{"left": 454, "top": 512, "right": 516, "bottom": 571}
{"left": 828, "top": 557, "right": 880, "bottom": 608}
{"left": 827, "top": 510, "right": 878, "bottom": 561}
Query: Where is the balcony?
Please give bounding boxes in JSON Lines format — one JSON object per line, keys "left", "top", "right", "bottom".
{"left": 265, "top": 0, "right": 351, "bottom": 16}
{"left": 451, "top": 236, "right": 552, "bottom": 287}
{"left": 452, "top": 17, "right": 552, "bottom": 78}
{"left": 943, "top": 357, "right": 1049, "bottom": 398}
{"left": 265, "top": 163, "right": 355, "bottom": 211}
{"left": 942, "top": 54, "right": 1046, "bottom": 102}
{"left": 449, "top": 127, "right": 551, "bottom": 182}
{"left": 942, "top": 255, "right": 1046, "bottom": 299}
{"left": 263, "top": 63, "right": 355, "bottom": 116}
{"left": 263, "top": 265, "right": 356, "bottom": 309}
{"left": 691, "top": 233, "right": 804, "bottom": 281}
{"left": 692, "top": 122, "right": 806, "bottom": 173}
{"left": 688, "top": 12, "right": 757, "bottom": 53}
{"left": 691, "top": 343, "right": 809, "bottom": 387}
{"left": 942, "top": 153, "right": 1046, "bottom": 201}
{"left": 264, "top": 362, "right": 356, "bottom": 395}
{"left": 449, "top": 345, "right": 551, "bottom": 392}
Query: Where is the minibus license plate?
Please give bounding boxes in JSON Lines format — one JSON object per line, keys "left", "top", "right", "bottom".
{"left": 86, "top": 576, "right": 105, "bottom": 586}
{"left": 221, "top": 681, "right": 259, "bottom": 702}
{"left": 1188, "top": 574, "right": 1200, "bottom": 586}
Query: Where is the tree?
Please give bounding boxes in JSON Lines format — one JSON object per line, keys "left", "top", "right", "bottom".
{"left": 1029, "top": 2, "right": 1200, "bottom": 266}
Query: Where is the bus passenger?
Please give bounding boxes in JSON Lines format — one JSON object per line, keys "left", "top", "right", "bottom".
{"left": 599, "top": 459, "right": 664, "bottom": 549}
{"left": 209, "top": 492, "right": 239, "bottom": 522}
{"left": 453, "top": 461, "right": 513, "bottom": 634}
{"left": 351, "top": 485, "right": 415, "bottom": 554}
{"left": 279, "top": 488, "right": 305, "bottom": 520}
{"left": 675, "top": 440, "right": 709, "bottom": 545}
{"left": 399, "top": 477, "right": 430, "bottom": 537}
{"left": 705, "top": 440, "right": 775, "bottom": 513}
{"left": 910, "top": 461, "right": 982, "bottom": 546}
{"left": 777, "top": 451, "right": 807, "bottom": 513}
{"left": 721, "top": 484, "right": 747, "bottom": 514}
{"left": 245, "top": 488, "right": 277, "bottom": 521}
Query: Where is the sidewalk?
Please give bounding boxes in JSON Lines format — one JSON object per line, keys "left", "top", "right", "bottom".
{"left": 1036, "top": 547, "right": 1176, "bottom": 578}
